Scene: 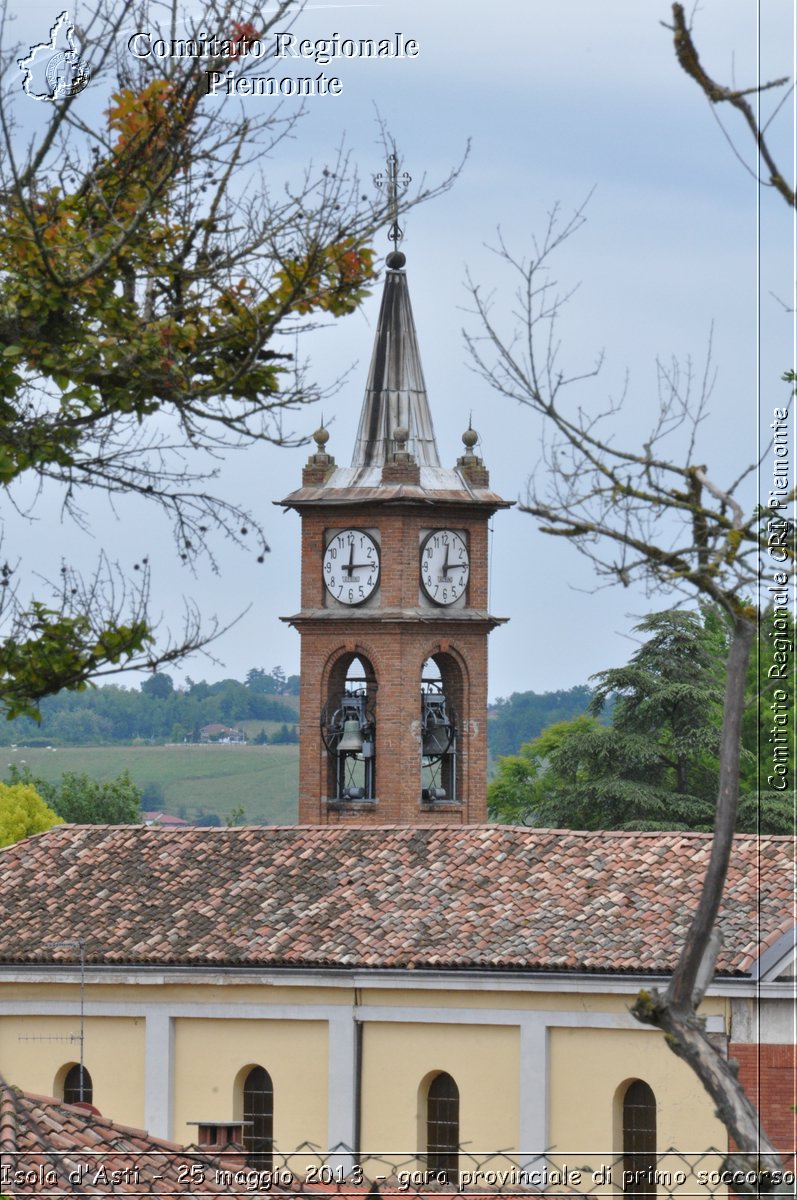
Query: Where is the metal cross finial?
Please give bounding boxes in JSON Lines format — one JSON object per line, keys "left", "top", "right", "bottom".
{"left": 375, "top": 150, "right": 411, "bottom": 246}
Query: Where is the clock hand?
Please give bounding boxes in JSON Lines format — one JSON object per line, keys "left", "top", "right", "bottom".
{"left": 343, "top": 541, "right": 354, "bottom": 577}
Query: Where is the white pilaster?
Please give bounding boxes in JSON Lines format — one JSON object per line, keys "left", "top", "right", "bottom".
{"left": 519, "top": 1016, "right": 547, "bottom": 1169}
{"left": 144, "top": 1010, "right": 174, "bottom": 1139}
{"left": 326, "top": 1009, "right": 356, "bottom": 1172}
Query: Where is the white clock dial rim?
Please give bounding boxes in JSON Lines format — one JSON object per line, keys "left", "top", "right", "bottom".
{"left": 420, "top": 529, "right": 470, "bottom": 606}
{"left": 323, "top": 529, "right": 380, "bottom": 606}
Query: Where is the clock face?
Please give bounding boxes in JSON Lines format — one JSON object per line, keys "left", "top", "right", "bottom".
{"left": 420, "top": 529, "right": 469, "bottom": 606}
{"left": 323, "top": 529, "right": 380, "bottom": 606}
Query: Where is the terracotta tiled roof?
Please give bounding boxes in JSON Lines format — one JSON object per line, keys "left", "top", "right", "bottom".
{"left": 0, "top": 826, "right": 792, "bottom": 975}
{"left": 0, "top": 1078, "right": 242, "bottom": 1194}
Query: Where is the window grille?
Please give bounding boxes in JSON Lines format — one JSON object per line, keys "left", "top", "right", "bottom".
{"left": 243, "top": 1066, "right": 274, "bottom": 1168}
{"left": 426, "top": 1072, "right": 459, "bottom": 1180}
{"left": 63, "top": 1065, "right": 93, "bottom": 1106}
{"left": 623, "top": 1079, "right": 657, "bottom": 1197}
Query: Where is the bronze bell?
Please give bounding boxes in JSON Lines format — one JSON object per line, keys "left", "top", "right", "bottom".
{"left": 337, "top": 718, "right": 364, "bottom": 754}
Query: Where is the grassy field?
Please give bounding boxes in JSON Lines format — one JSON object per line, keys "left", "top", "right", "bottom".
{"left": 4, "top": 744, "right": 299, "bottom": 825}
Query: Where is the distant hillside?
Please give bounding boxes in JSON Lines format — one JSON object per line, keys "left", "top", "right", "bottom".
{"left": 1, "top": 667, "right": 299, "bottom": 747}
{"left": 488, "top": 686, "right": 594, "bottom": 762}
{"left": 3, "top": 675, "right": 598, "bottom": 822}
{"left": 6, "top": 744, "right": 299, "bottom": 826}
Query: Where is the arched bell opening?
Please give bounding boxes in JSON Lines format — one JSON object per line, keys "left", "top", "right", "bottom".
{"left": 420, "top": 654, "right": 462, "bottom": 804}
{"left": 321, "top": 653, "right": 377, "bottom": 801}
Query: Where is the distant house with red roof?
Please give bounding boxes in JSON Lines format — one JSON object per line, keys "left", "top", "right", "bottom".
{"left": 142, "top": 811, "right": 192, "bottom": 828}
{"left": 199, "top": 724, "right": 245, "bottom": 743}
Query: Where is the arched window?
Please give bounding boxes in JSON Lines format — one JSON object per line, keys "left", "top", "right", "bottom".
{"left": 420, "top": 654, "right": 462, "bottom": 804}
{"left": 322, "top": 653, "right": 377, "bottom": 802}
{"left": 622, "top": 1080, "right": 657, "bottom": 1197}
{"left": 426, "top": 1072, "right": 459, "bottom": 1180}
{"left": 63, "top": 1064, "right": 93, "bottom": 1106}
{"left": 243, "top": 1066, "right": 274, "bottom": 1169}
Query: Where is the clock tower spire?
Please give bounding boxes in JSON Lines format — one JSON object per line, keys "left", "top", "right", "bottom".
{"left": 281, "top": 163, "right": 510, "bottom": 825}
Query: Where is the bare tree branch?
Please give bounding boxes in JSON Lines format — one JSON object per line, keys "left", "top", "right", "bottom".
{"left": 667, "top": 2, "right": 795, "bottom": 207}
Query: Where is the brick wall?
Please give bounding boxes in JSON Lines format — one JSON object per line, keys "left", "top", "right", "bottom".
{"left": 730, "top": 1042, "right": 796, "bottom": 1157}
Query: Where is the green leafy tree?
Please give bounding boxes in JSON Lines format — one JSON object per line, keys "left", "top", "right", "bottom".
{"left": 489, "top": 611, "right": 726, "bottom": 830}
{"left": 0, "top": 780, "right": 61, "bottom": 847}
{"left": 488, "top": 716, "right": 598, "bottom": 825}
{"left": 0, "top": 1, "right": 456, "bottom": 720}
{"left": 490, "top": 610, "right": 794, "bottom": 835}
{"left": 270, "top": 723, "right": 299, "bottom": 745}
{"left": 245, "top": 668, "right": 278, "bottom": 695}
{"left": 140, "top": 673, "right": 175, "bottom": 700}
{"left": 488, "top": 685, "right": 594, "bottom": 760}
{"left": 6, "top": 765, "right": 141, "bottom": 824}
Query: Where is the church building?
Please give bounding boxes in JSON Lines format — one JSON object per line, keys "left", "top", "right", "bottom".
{"left": 0, "top": 215, "right": 793, "bottom": 1192}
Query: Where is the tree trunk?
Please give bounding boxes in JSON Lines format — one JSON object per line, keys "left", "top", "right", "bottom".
{"left": 669, "top": 613, "right": 753, "bottom": 1010}
{"left": 631, "top": 614, "right": 787, "bottom": 1184}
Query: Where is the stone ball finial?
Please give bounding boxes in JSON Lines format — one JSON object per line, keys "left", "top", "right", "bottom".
{"left": 313, "top": 426, "right": 330, "bottom": 449}
{"left": 393, "top": 426, "right": 409, "bottom": 446}
{"left": 462, "top": 427, "right": 478, "bottom": 450}
{"left": 386, "top": 250, "right": 406, "bottom": 271}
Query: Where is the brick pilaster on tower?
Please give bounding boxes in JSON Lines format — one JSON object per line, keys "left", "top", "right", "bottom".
{"left": 302, "top": 426, "right": 336, "bottom": 486}
{"left": 380, "top": 425, "right": 421, "bottom": 484}
{"left": 456, "top": 427, "right": 490, "bottom": 488}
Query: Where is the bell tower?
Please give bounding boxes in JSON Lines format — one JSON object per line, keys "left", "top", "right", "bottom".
{"left": 281, "top": 214, "right": 509, "bottom": 826}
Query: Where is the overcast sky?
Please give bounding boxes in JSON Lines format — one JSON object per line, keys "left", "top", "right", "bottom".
{"left": 5, "top": 0, "right": 794, "bottom": 700}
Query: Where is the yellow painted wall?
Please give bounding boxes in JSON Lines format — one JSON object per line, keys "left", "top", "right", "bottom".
{"left": 0, "top": 975, "right": 730, "bottom": 1190}
{"left": 0, "top": 1015, "right": 145, "bottom": 1128}
{"left": 548, "top": 1027, "right": 726, "bottom": 1191}
{"left": 360, "top": 1020, "right": 519, "bottom": 1176}
{"left": 171, "top": 1017, "right": 328, "bottom": 1163}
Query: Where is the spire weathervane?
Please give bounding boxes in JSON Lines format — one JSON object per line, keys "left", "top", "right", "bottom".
{"left": 375, "top": 149, "right": 411, "bottom": 250}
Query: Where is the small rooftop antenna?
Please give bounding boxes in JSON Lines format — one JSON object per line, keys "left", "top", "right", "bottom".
{"left": 18, "top": 938, "right": 87, "bottom": 1101}
{"left": 375, "top": 147, "right": 411, "bottom": 253}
